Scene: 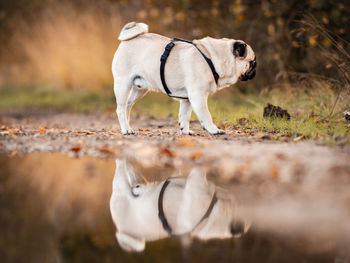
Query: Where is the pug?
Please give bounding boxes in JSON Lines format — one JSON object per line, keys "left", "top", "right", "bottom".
{"left": 110, "top": 159, "right": 250, "bottom": 252}
{"left": 112, "top": 22, "right": 256, "bottom": 135}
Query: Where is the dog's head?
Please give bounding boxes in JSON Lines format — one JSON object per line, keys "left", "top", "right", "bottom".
{"left": 232, "top": 40, "right": 256, "bottom": 81}
{"left": 195, "top": 192, "right": 251, "bottom": 240}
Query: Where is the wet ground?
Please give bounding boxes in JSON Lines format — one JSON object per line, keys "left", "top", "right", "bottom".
{"left": 1, "top": 153, "right": 350, "bottom": 263}
{"left": 1, "top": 110, "right": 350, "bottom": 262}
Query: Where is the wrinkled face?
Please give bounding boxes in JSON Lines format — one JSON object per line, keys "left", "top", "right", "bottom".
{"left": 233, "top": 40, "right": 256, "bottom": 81}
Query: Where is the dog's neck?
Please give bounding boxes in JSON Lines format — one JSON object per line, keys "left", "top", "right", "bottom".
{"left": 194, "top": 37, "right": 240, "bottom": 90}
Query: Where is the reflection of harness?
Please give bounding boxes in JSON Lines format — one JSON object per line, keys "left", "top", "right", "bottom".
{"left": 160, "top": 38, "right": 220, "bottom": 100}
{"left": 158, "top": 178, "right": 218, "bottom": 237}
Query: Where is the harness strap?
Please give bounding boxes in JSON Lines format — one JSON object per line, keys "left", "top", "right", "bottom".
{"left": 160, "top": 38, "right": 219, "bottom": 98}
{"left": 158, "top": 178, "right": 218, "bottom": 237}
{"left": 160, "top": 42, "right": 176, "bottom": 96}
{"left": 173, "top": 38, "right": 219, "bottom": 84}
{"left": 158, "top": 179, "right": 173, "bottom": 235}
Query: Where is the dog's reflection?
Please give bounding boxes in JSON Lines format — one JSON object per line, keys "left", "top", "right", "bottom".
{"left": 110, "top": 160, "right": 250, "bottom": 252}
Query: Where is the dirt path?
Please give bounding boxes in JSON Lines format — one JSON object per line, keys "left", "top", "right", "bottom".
{"left": 1, "top": 109, "right": 349, "bottom": 178}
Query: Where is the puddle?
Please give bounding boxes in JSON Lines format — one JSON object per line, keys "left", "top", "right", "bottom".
{"left": 1, "top": 153, "right": 349, "bottom": 263}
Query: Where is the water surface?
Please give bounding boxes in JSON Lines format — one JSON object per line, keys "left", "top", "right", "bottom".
{"left": 1, "top": 153, "right": 349, "bottom": 263}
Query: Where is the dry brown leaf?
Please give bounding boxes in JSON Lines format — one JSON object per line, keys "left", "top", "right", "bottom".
{"left": 190, "top": 151, "right": 202, "bottom": 160}
{"left": 70, "top": 145, "right": 82, "bottom": 153}
{"left": 38, "top": 127, "right": 47, "bottom": 133}
{"left": 99, "top": 147, "right": 115, "bottom": 155}
{"left": 218, "top": 121, "right": 228, "bottom": 130}
{"left": 177, "top": 138, "right": 194, "bottom": 148}
{"left": 269, "top": 165, "right": 279, "bottom": 180}
{"left": 139, "top": 128, "right": 147, "bottom": 135}
{"left": 160, "top": 147, "right": 175, "bottom": 158}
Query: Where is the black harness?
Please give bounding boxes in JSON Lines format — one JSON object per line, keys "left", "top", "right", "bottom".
{"left": 158, "top": 178, "right": 218, "bottom": 237}
{"left": 160, "top": 38, "right": 220, "bottom": 99}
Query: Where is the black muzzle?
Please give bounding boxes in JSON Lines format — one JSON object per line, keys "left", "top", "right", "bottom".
{"left": 241, "top": 57, "right": 256, "bottom": 81}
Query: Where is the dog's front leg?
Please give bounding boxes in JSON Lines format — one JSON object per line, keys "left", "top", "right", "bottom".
{"left": 189, "top": 94, "right": 225, "bottom": 135}
{"left": 179, "top": 100, "right": 193, "bottom": 135}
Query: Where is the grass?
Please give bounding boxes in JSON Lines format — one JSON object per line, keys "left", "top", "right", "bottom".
{"left": 0, "top": 85, "right": 349, "bottom": 144}
{"left": 134, "top": 87, "right": 349, "bottom": 143}
{"left": 0, "top": 85, "right": 116, "bottom": 112}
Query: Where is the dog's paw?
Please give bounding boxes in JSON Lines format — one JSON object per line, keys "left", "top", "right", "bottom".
{"left": 181, "top": 128, "right": 194, "bottom": 135}
{"left": 122, "top": 129, "right": 135, "bottom": 135}
{"left": 210, "top": 129, "right": 226, "bottom": 135}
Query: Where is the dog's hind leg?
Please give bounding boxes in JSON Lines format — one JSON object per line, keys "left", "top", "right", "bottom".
{"left": 188, "top": 94, "right": 225, "bottom": 135}
{"left": 114, "top": 79, "right": 134, "bottom": 135}
{"left": 179, "top": 100, "right": 193, "bottom": 135}
{"left": 126, "top": 87, "right": 148, "bottom": 124}
{"left": 113, "top": 159, "right": 131, "bottom": 192}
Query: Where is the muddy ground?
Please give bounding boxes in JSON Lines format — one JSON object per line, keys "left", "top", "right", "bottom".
{"left": 1, "top": 108, "right": 349, "bottom": 177}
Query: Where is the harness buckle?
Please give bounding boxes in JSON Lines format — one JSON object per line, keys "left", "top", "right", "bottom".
{"left": 165, "top": 42, "right": 175, "bottom": 51}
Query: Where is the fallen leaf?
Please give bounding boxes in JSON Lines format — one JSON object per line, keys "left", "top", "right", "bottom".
{"left": 70, "top": 145, "right": 82, "bottom": 153}
{"left": 190, "top": 151, "right": 202, "bottom": 160}
{"left": 38, "top": 127, "right": 47, "bottom": 134}
{"left": 160, "top": 147, "right": 175, "bottom": 158}
{"left": 139, "top": 128, "right": 147, "bottom": 135}
{"left": 99, "top": 147, "right": 115, "bottom": 155}
{"left": 177, "top": 138, "right": 194, "bottom": 148}
{"left": 269, "top": 165, "right": 279, "bottom": 180}
{"left": 218, "top": 121, "right": 229, "bottom": 130}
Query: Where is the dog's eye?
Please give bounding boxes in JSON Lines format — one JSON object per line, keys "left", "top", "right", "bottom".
{"left": 233, "top": 42, "right": 247, "bottom": 58}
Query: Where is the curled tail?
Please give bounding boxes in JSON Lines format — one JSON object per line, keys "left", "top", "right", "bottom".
{"left": 118, "top": 22, "right": 148, "bottom": 41}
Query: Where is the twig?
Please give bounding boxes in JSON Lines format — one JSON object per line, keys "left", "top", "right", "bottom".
{"left": 329, "top": 85, "right": 347, "bottom": 118}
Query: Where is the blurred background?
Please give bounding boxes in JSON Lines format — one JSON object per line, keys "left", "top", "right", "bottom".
{"left": 0, "top": 0, "right": 349, "bottom": 91}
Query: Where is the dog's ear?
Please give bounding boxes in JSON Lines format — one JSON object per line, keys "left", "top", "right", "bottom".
{"left": 233, "top": 41, "right": 247, "bottom": 58}
{"left": 116, "top": 232, "right": 146, "bottom": 252}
